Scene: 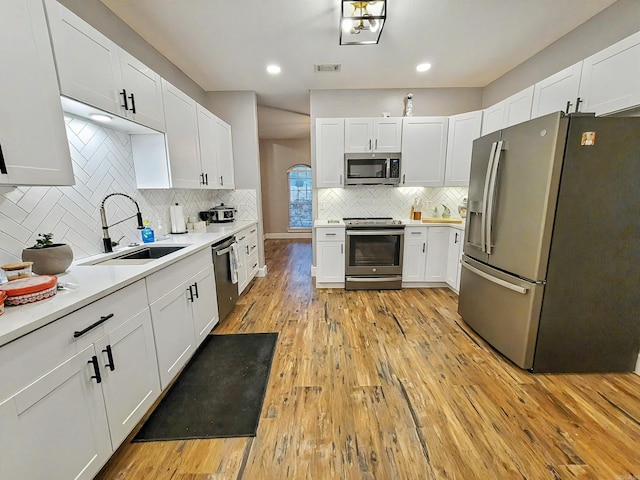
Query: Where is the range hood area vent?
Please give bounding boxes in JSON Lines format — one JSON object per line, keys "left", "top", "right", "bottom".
{"left": 314, "top": 63, "right": 342, "bottom": 73}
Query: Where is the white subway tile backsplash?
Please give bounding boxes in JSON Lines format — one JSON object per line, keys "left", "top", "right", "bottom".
{"left": 317, "top": 186, "right": 468, "bottom": 221}
{"left": 0, "top": 117, "right": 259, "bottom": 266}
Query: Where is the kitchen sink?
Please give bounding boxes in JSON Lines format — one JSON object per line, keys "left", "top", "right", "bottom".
{"left": 117, "top": 245, "right": 186, "bottom": 260}
{"left": 81, "top": 245, "right": 189, "bottom": 266}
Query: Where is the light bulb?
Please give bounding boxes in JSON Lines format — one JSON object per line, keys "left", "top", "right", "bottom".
{"left": 416, "top": 63, "right": 432, "bottom": 72}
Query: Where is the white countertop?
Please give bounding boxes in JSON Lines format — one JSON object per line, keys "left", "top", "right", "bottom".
{"left": 315, "top": 219, "right": 465, "bottom": 230}
{"left": 0, "top": 221, "right": 256, "bottom": 347}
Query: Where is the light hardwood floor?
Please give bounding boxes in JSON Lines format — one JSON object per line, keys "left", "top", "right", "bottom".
{"left": 96, "top": 239, "right": 640, "bottom": 479}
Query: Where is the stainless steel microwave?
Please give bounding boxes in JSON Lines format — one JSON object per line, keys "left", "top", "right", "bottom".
{"left": 344, "top": 153, "right": 401, "bottom": 186}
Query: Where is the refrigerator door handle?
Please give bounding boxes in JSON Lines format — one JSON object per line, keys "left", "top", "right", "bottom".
{"left": 485, "top": 140, "right": 504, "bottom": 255}
{"left": 462, "top": 260, "right": 528, "bottom": 294}
{"left": 481, "top": 141, "right": 499, "bottom": 253}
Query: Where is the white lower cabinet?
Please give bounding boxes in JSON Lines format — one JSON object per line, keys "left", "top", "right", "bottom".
{"left": 402, "top": 227, "right": 427, "bottom": 282}
{"left": 147, "top": 248, "right": 218, "bottom": 389}
{"left": 425, "top": 227, "right": 449, "bottom": 282}
{"left": 445, "top": 228, "right": 464, "bottom": 291}
{"left": 236, "top": 225, "right": 260, "bottom": 294}
{"left": 0, "top": 280, "right": 160, "bottom": 480}
{"left": 403, "top": 226, "right": 461, "bottom": 287}
{"left": 315, "top": 226, "right": 345, "bottom": 286}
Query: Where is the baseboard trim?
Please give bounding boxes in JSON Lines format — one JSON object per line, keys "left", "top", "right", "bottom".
{"left": 257, "top": 265, "right": 268, "bottom": 277}
{"left": 310, "top": 265, "right": 316, "bottom": 277}
{"left": 265, "top": 232, "right": 312, "bottom": 239}
{"left": 635, "top": 354, "right": 640, "bottom": 376}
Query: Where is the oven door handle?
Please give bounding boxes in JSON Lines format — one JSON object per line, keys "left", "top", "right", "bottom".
{"left": 346, "top": 229, "right": 405, "bottom": 236}
{"left": 346, "top": 276, "right": 402, "bottom": 283}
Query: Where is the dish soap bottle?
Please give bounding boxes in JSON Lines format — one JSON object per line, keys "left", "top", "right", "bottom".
{"left": 141, "top": 221, "right": 155, "bottom": 243}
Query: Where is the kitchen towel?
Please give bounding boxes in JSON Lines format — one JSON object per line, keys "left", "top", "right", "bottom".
{"left": 169, "top": 204, "right": 187, "bottom": 234}
{"left": 230, "top": 243, "right": 240, "bottom": 284}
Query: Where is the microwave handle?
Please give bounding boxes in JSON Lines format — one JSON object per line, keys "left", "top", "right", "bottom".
{"left": 385, "top": 158, "right": 390, "bottom": 178}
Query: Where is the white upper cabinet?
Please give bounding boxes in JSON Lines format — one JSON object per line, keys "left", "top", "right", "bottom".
{"left": 213, "top": 116, "right": 235, "bottom": 189}
{"left": 531, "top": 61, "right": 583, "bottom": 118}
{"left": 503, "top": 85, "right": 534, "bottom": 128}
{"left": 161, "top": 79, "right": 201, "bottom": 189}
{"left": 315, "top": 118, "right": 345, "bottom": 188}
{"left": 481, "top": 102, "right": 505, "bottom": 136}
{"left": 345, "top": 118, "right": 402, "bottom": 153}
{"left": 578, "top": 30, "right": 640, "bottom": 116}
{"left": 118, "top": 49, "right": 165, "bottom": 131}
{"left": 400, "top": 117, "right": 448, "bottom": 187}
{"left": 196, "top": 104, "right": 217, "bottom": 188}
{"left": 0, "top": 0, "right": 73, "bottom": 186}
{"left": 45, "top": 0, "right": 165, "bottom": 132}
{"left": 444, "top": 111, "right": 482, "bottom": 187}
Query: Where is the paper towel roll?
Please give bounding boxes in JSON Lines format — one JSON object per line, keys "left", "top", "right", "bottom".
{"left": 170, "top": 204, "right": 187, "bottom": 234}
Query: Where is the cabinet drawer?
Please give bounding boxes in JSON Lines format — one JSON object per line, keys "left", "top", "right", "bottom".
{"left": 146, "top": 248, "right": 212, "bottom": 303}
{"left": 405, "top": 227, "right": 427, "bottom": 239}
{"left": 0, "top": 279, "right": 147, "bottom": 402}
{"left": 247, "top": 250, "right": 259, "bottom": 277}
{"left": 316, "top": 227, "right": 345, "bottom": 241}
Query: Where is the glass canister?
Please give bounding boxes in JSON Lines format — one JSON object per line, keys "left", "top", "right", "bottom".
{"left": 458, "top": 197, "right": 468, "bottom": 218}
{"left": 412, "top": 198, "right": 422, "bottom": 220}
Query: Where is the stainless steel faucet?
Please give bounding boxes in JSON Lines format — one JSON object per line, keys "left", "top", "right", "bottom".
{"left": 99, "top": 193, "right": 144, "bottom": 253}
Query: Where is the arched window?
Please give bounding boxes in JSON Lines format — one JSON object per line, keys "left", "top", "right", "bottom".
{"left": 288, "top": 164, "right": 312, "bottom": 230}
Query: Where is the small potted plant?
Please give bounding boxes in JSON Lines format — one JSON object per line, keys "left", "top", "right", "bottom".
{"left": 22, "top": 233, "right": 73, "bottom": 275}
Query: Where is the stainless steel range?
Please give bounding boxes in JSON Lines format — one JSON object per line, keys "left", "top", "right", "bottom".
{"left": 344, "top": 217, "right": 405, "bottom": 290}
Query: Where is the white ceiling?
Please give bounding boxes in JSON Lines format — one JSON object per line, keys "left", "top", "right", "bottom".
{"left": 100, "top": 0, "right": 617, "bottom": 137}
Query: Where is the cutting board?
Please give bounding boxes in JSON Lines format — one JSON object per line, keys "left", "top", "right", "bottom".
{"left": 421, "top": 218, "right": 463, "bottom": 224}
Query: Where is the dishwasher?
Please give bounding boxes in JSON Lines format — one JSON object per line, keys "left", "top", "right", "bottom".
{"left": 211, "top": 236, "right": 239, "bottom": 322}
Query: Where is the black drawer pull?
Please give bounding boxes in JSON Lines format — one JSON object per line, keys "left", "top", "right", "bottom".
{"left": 187, "top": 285, "right": 194, "bottom": 302}
{"left": 192, "top": 281, "right": 199, "bottom": 299}
{"left": 88, "top": 356, "right": 102, "bottom": 383}
{"left": 73, "top": 313, "right": 114, "bottom": 338}
{"left": 0, "top": 143, "right": 7, "bottom": 175}
{"left": 128, "top": 92, "right": 136, "bottom": 113}
{"left": 103, "top": 345, "right": 115, "bottom": 371}
{"left": 120, "top": 89, "right": 129, "bottom": 110}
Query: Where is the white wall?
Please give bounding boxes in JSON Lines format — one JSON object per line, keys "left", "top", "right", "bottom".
{"left": 482, "top": 0, "right": 640, "bottom": 107}
{"left": 205, "top": 91, "right": 266, "bottom": 268}
{"left": 259, "top": 138, "right": 311, "bottom": 235}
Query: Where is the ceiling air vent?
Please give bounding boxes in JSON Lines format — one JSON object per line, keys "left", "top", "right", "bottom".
{"left": 314, "top": 63, "right": 341, "bottom": 73}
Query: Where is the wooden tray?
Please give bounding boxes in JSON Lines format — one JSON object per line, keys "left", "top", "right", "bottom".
{"left": 421, "top": 218, "right": 463, "bottom": 224}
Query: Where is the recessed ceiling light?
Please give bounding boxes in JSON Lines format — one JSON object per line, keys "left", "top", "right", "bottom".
{"left": 267, "top": 64, "right": 281, "bottom": 74}
{"left": 416, "top": 63, "right": 432, "bottom": 72}
{"left": 89, "top": 113, "right": 112, "bottom": 123}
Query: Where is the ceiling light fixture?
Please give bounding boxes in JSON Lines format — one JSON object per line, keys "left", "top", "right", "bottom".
{"left": 267, "top": 64, "right": 281, "bottom": 74}
{"left": 340, "top": 0, "right": 386, "bottom": 46}
{"left": 416, "top": 63, "right": 432, "bottom": 72}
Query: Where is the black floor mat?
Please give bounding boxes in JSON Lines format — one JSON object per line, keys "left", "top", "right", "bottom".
{"left": 133, "top": 332, "right": 278, "bottom": 441}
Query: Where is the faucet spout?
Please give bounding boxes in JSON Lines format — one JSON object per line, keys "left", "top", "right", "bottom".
{"left": 100, "top": 193, "right": 145, "bottom": 253}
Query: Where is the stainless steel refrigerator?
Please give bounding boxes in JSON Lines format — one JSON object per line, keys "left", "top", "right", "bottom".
{"left": 458, "top": 112, "right": 640, "bottom": 373}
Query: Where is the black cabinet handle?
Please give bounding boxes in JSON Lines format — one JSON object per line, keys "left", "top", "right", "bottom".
{"left": 73, "top": 313, "right": 113, "bottom": 338}
{"left": 88, "top": 356, "right": 102, "bottom": 383}
{"left": 192, "top": 282, "right": 199, "bottom": 299}
{"left": 575, "top": 97, "right": 583, "bottom": 112}
{"left": 204, "top": 173, "right": 208, "bottom": 185}
{"left": 455, "top": 232, "right": 459, "bottom": 243}
{"left": 102, "top": 345, "right": 115, "bottom": 371}
{"left": 0, "top": 143, "right": 7, "bottom": 175}
{"left": 423, "top": 243, "right": 426, "bottom": 253}
{"left": 200, "top": 173, "right": 205, "bottom": 185}
{"left": 565, "top": 100, "right": 573, "bottom": 114}
{"left": 246, "top": 245, "right": 249, "bottom": 255}
{"left": 128, "top": 92, "right": 136, "bottom": 113}
{"left": 120, "top": 89, "right": 129, "bottom": 110}
{"left": 187, "top": 285, "right": 194, "bottom": 302}
{"left": 252, "top": 262, "right": 258, "bottom": 269}
{"left": 220, "top": 175, "right": 223, "bottom": 186}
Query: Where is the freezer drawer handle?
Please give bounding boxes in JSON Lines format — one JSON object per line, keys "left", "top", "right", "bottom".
{"left": 461, "top": 261, "right": 528, "bottom": 294}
